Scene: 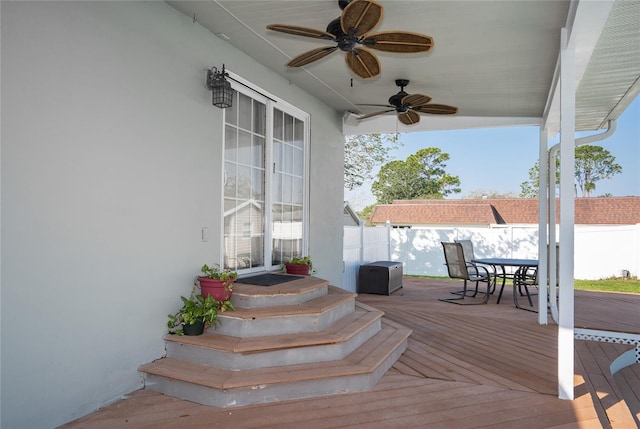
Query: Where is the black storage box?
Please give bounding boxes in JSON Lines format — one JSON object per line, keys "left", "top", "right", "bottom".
{"left": 358, "top": 261, "right": 403, "bottom": 295}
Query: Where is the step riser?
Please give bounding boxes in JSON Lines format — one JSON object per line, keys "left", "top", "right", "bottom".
{"left": 146, "top": 336, "right": 407, "bottom": 408}
{"left": 214, "top": 300, "right": 355, "bottom": 338}
{"left": 166, "top": 318, "right": 382, "bottom": 370}
{"left": 232, "top": 285, "right": 328, "bottom": 308}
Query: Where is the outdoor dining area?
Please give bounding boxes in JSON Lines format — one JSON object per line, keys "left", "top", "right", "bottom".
{"left": 439, "top": 240, "right": 541, "bottom": 311}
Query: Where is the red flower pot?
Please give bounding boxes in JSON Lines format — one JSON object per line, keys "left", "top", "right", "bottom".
{"left": 198, "top": 277, "right": 233, "bottom": 301}
{"left": 285, "top": 263, "right": 310, "bottom": 276}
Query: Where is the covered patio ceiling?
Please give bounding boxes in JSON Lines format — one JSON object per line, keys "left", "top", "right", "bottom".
{"left": 168, "top": 0, "right": 639, "bottom": 136}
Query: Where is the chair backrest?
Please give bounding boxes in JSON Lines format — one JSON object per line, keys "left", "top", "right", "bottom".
{"left": 454, "top": 239, "right": 475, "bottom": 264}
{"left": 442, "top": 242, "right": 469, "bottom": 280}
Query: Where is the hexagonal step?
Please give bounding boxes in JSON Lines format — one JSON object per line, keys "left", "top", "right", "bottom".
{"left": 140, "top": 320, "right": 411, "bottom": 407}
{"left": 231, "top": 275, "right": 329, "bottom": 308}
{"left": 215, "top": 286, "right": 356, "bottom": 338}
{"left": 163, "top": 304, "right": 384, "bottom": 370}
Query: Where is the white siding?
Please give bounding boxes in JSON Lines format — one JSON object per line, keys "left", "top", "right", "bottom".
{"left": 1, "top": 2, "right": 343, "bottom": 427}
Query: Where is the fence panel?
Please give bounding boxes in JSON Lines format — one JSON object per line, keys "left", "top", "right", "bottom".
{"left": 574, "top": 225, "right": 639, "bottom": 279}
{"left": 344, "top": 224, "right": 639, "bottom": 284}
{"left": 363, "top": 226, "right": 391, "bottom": 263}
{"left": 343, "top": 225, "right": 391, "bottom": 293}
{"left": 343, "top": 226, "right": 363, "bottom": 293}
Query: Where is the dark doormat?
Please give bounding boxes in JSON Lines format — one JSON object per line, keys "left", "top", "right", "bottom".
{"left": 235, "top": 273, "right": 303, "bottom": 286}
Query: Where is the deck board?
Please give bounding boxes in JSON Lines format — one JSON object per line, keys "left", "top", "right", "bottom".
{"left": 60, "top": 278, "right": 640, "bottom": 429}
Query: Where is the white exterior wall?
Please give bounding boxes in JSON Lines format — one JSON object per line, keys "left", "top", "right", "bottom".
{"left": 1, "top": 2, "right": 343, "bottom": 428}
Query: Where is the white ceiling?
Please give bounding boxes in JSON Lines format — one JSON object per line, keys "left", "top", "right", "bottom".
{"left": 168, "top": 0, "right": 640, "bottom": 135}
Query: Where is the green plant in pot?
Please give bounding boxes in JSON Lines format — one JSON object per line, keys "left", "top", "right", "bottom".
{"left": 167, "top": 289, "right": 234, "bottom": 336}
{"left": 284, "top": 256, "right": 313, "bottom": 275}
{"left": 198, "top": 263, "right": 238, "bottom": 301}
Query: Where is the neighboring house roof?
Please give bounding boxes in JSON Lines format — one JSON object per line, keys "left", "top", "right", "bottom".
{"left": 370, "top": 197, "right": 640, "bottom": 226}
{"left": 343, "top": 201, "right": 361, "bottom": 226}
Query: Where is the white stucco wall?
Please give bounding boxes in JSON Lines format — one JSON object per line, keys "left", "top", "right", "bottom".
{"left": 0, "top": 2, "right": 343, "bottom": 428}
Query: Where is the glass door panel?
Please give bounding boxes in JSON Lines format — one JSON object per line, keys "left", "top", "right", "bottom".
{"left": 223, "top": 94, "right": 266, "bottom": 271}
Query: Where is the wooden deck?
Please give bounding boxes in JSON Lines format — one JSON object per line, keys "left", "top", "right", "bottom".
{"left": 61, "top": 278, "right": 640, "bottom": 429}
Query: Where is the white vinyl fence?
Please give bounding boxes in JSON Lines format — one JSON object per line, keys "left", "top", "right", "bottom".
{"left": 343, "top": 224, "right": 640, "bottom": 291}
{"left": 343, "top": 223, "right": 392, "bottom": 293}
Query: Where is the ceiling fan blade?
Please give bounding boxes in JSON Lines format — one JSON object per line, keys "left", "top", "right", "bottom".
{"left": 266, "top": 24, "right": 336, "bottom": 40}
{"left": 358, "top": 109, "right": 396, "bottom": 120}
{"left": 415, "top": 104, "right": 459, "bottom": 115}
{"left": 402, "top": 93, "right": 432, "bottom": 107}
{"left": 341, "top": 0, "right": 383, "bottom": 36}
{"left": 287, "top": 46, "right": 338, "bottom": 67}
{"left": 363, "top": 31, "right": 434, "bottom": 53}
{"left": 398, "top": 110, "right": 421, "bottom": 125}
{"left": 345, "top": 48, "right": 380, "bottom": 79}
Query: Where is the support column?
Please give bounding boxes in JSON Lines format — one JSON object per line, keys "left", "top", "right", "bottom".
{"left": 558, "top": 27, "right": 576, "bottom": 401}
{"left": 538, "top": 129, "right": 548, "bottom": 325}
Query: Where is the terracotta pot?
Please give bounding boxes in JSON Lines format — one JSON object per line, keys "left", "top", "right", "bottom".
{"left": 198, "top": 277, "right": 233, "bottom": 301}
{"left": 182, "top": 319, "right": 205, "bottom": 336}
{"left": 285, "top": 263, "right": 310, "bottom": 276}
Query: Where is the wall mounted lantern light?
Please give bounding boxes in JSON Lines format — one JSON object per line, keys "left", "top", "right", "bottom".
{"left": 206, "top": 64, "right": 234, "bottom": 109}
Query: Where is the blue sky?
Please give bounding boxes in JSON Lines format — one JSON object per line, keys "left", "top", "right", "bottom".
{"left": 345, "top": 97, "right": 639, "bottom": 211}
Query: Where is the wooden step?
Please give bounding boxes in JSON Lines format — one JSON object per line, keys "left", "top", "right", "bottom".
{"left": 214, "top": 286, "right": 357, "bottom": 338}
{"left": 231, "top": 275, "right": 329, "bottom": 308}
{"left": 140, "top": 321, "right": 412, "bottom": 407}
{"left": 163, "top": 304, "right": 384, "bottom": 370}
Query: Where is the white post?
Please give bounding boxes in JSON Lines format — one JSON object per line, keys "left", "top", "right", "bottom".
{"left": 636, "top": 224, "right": 640, "bottom": 278}
{"left": 386, "top": 220, "right": 392, "bottom": 260}
{"left": 538, "top": 129, "right": 548, "bottom": 325}
{"left": 549, "top": 146, "right": 559, "bottom": 323}
{"left": 558, "top": 27, "right": 575, "bottom": 401}
{"left": 359, "top": 222, "right": 365, "bottom": 265}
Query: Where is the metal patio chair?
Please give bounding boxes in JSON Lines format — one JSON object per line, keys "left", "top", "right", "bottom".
{"left": 440, "top": 242, "right": 492, "bottom": 305}
{"left": 454, "top": 239, "right": 495, "bottom": 296}
{"left": 513, "top": 265, "right": 539, "bottom": 312}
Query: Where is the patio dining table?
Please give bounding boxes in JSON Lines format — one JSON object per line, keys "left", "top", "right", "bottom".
{"left": 471, "top": 258, "right": 539, "bottom": 310}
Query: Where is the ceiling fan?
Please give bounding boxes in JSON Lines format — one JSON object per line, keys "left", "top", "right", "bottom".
{"left": 358, "top": 79, "right": 458, "bottom": 125}
{"left": 266, "top": 0, "right": 433, "bottom": 79}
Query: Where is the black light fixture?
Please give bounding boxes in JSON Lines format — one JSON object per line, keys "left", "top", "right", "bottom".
{"left": 206, "top": 64, "right": 234, "bottom": 109}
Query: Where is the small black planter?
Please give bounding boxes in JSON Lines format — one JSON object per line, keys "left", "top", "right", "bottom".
{"left": 182, "top": 319, "right": 205, "bottom": 336}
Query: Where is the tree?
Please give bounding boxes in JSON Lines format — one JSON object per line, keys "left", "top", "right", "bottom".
{"left": 519, "top": 145, "right": 621, "bottom": 198}
{"left": 371, "top": 148, "right": 461, "bottom": 204}
{"left": 344, "top": 134, "right": 401, "bottom": 190}
{"left": 575, "top": 145, "right": 622, "bottom": 197}
{"left": 464, "top": 189, "right": 518, "bottom": 199}
{"left": 358, "top": 204, "right": 377, "bottom": 226}
{"left": 520, "top": 160, "right": 557, "bottom": 198}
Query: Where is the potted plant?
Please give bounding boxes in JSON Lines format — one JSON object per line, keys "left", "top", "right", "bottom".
{"left": 284, "top": 256, "right": 313, "bottom": 275}
{"left": 167, "top": 289, "right": 234, "bottom": 336}
{"left": 197, "top": 263, "right": 238, "bottom": 301}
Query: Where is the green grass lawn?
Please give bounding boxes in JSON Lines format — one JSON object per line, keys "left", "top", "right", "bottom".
{"left": 574, "top": 278, "right": 640, "bottom": 294}
{"left": 406, "top": 275, "right": 640, "bottom": 294}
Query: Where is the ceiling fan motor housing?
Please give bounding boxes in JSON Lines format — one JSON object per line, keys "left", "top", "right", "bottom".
{"left": 389, "top": 80, "right": 410, "bottom": 111}
{"left": 388, "top": 92, "right": 409, "bottom": 111}
{"left": 338, "top": 0, "right": 353, "bottom": 10}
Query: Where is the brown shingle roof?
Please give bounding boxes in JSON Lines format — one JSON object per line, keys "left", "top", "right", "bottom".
{"left": 370, "top": 197, "right": 640, "bottom": 225}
